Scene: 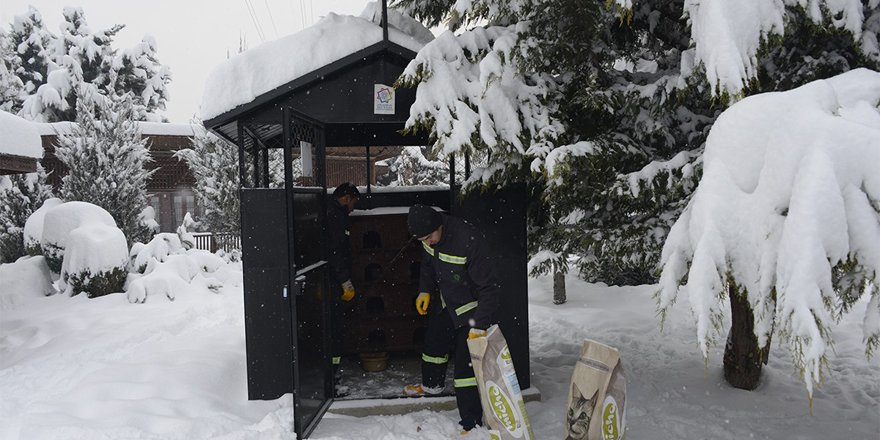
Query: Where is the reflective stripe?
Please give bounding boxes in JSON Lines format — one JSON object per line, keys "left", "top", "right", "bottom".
{"left": 438, "top": 252, "right": 467, "bottom": 265}
{"left": 422, "top": 353, "right": 449, "bottom": 364}
{"left": 455, "top": 301, "right": 478, "bottom": 316}
{"left": 454, "top": 377, "right": 477, "bottom": 388}
{"left": 332, "top": 356, "right": 341, "bottom": 365}
{"left": 422, "top": 242, "right": 435, "bottom": 256}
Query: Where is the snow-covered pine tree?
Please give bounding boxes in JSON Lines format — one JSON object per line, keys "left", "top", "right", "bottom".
{"left": 0, "top": 30, "right": 27, "bottom": 113}
{"left": 112, "top": 35, "right": 171, "bottom": 122}
{"left": 384, "top": 146, "right": 448, "bottom": 186}
{"left": 0, "top": 166, "right": 53, "bottom": 263}
{"left": 658, "top": 69, "right": 880, "bottom": 399}
{"left": 22, "top": 7, "right": 123, "bottom": 122}
{"left": 55, "top": 92, "right": 155, "bottom": 245}
{"left": 174, "top": 122, "right": 240, "bottom": 233}
{"left": 5, "top": 7, "right": 55, "bottom": 97}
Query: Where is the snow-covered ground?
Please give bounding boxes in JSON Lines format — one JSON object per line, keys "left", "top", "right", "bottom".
{"left": 1, "top": 266, "right": 877, "bottom": 439}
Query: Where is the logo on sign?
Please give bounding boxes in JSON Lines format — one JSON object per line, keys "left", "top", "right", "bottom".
{"left": 374, "top": 84, "right": 395, "bottom": 115}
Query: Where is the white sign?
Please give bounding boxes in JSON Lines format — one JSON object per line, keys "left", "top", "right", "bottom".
{"left": 374, "top": 84, "right": 395, "bottom": 115}
{"left": 300, "top": 141, "right": 313, "bottom": 177}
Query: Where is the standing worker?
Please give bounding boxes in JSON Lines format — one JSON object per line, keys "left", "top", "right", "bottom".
{"left": 327, "top": 182, "right": 360, "bottom": 396}
{"left": 404, "top": 204, "right": 501, "bottom": 434}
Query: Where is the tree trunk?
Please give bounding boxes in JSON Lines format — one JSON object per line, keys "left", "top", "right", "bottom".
{"left": 723, "top": 284, "right": 771, "bottom": 390}
{"left": 553, "top": 266, "right": 566, "bottom": 305}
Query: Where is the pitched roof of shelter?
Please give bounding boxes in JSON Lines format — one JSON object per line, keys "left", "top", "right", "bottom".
{"left": 200, "top": 5, "right": 433, "bottom": 122}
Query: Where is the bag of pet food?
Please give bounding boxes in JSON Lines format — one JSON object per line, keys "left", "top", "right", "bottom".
{"left": 467, "top": 324, "right": 535, "bottom": 440}
{"left": 564, "top": 339, "right": 626, "bottom": 440}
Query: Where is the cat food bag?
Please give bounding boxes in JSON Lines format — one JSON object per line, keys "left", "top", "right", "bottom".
{"left": 564, "top": 339, "right": 626, "bottom": 440}
{"left": 467, "top": 324, "right": 535, "bottom": 440}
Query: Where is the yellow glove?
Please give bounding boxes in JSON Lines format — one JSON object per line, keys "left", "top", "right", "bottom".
{"left": 415, "top": 292, "right": 430, "bottom": 315}
{"left": 468, "top": 328, "right": 487, "bottom": 340}
{"left": 341, "top": 280, "right": 355, "bottom": 302}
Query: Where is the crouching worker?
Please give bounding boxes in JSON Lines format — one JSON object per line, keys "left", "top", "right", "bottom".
{"left": 403, "top": 204, "right": 501, "bottom": 434}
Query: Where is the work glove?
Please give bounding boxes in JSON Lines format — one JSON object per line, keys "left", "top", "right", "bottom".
{"left": 415, "top": 292, "right": 430, "bottom": 315}
{"left": 341, "top": 280, "right": 355, "bottom": 302}
{"left": 468, "top": 328, "right": 487, "bottom": 340}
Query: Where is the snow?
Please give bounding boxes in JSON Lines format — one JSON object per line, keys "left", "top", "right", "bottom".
{"left": 201, "top": 10, "right": 432, "bottom": 121}
{"left": 0, "top": 266, "right": 877, "bottom": 439}
{"left": 683, "top": 0, "right": 870, "bottom": 98}
{"left": 0, "top": 256, "right": 53, "bottom": 310}
{"left": 0, "top": 110, "right": 42, "bottom": 158}
{"left": 40, "top": 201, "right": 117, "bottom": 252}
{"left": 659, "top": 68, "right": 880, "bottom": 396}
{"left": 22, "top": 197, "right": 62, "bottom": 250}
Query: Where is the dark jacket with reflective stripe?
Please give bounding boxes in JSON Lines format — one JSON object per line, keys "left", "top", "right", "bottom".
{"left": 326, "top": 199, "right": 352, "bottom": 285}
{"left": 419, "top": 214, "right": 501, "bottom": 330}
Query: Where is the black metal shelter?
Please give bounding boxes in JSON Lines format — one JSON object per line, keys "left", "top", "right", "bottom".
{"left": 203, "top": 7, "right": 529, "bottom": 438}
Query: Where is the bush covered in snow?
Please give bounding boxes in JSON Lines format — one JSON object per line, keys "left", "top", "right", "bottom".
{"left": 23, "top": 197, "right": 62, "bottom": 256}
{"left": 126, "top": 231, "right": 226, "bottom": 303}
{"left": 40, "top": 201, "right": 117, "bottom": 273}
{"left": 0, "top": 256, "right": 53, "bottom": 310}
{"left": 58, "top": 224, "right": 129, "bottom": 298}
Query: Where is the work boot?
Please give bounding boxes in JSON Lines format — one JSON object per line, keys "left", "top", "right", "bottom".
{"left": 403, "top": 383, "right": 443, "bottom": 396}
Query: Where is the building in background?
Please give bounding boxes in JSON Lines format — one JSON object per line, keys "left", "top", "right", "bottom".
{"left": 0, "top": 111, "right": 42, "bottom": 175}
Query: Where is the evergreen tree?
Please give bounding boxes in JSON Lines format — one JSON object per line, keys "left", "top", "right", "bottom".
{"left": 0, "top": 166, "right": 53, "bottom": 263}
{"left": 384, "top": 146, "right": 448, "bottom": 186}
{"left": 112, "top": 35, "right": 171, "bottom": 122}
{"left": 5, "top": 6, "right": 170, "bottom": 123}
{"left": 6, "top": 6, "right": 55, "bottom": 96}
{"left": 0, "top": 30, "right": 27, "bottom": 113}
{"left": 174, "top": 123, "right": 240, "bottom": 233}
{"left": 54, "top": 93, "right": 155, "bottom": 244}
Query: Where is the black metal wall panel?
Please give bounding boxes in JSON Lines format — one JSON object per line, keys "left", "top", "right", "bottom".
{"left": 241, "top": 188, "right": 293, "bottom": 399}
{"left": 452, "top": 183, "right": 530, "bottom": 389}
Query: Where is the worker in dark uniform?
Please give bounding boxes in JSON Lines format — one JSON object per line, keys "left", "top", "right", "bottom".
{"left": 327, "top": 182, "right": 359, "bottom": 396}
{"left": 403, "top": 204, "right": 501, "bottom": 433}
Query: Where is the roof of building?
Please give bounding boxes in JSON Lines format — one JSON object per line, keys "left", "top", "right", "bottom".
{"left": 200, "top": 5, "right": 432, "bottom": 121}
{"left": 0, "top": 111, "right": 43, "bottom": 159}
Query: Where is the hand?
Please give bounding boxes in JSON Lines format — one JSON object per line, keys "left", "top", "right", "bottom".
{"left": 468, "top": 328, "right": 487, "bottom": 340}
{"left": 415, "top": 292, "right": 430, "bottom": 315}
{"left": 341, "top": 280, "right": 355, "bottom": 302}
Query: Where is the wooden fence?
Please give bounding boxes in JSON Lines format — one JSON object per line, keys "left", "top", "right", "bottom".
{"left": 192, "top": 232, "right": 241, "bottom": 253}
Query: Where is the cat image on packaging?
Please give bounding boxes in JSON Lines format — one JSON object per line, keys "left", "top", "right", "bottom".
{"left": 466, "top": 324, "right": 535, "bottom": 440}
{"left": 564, "top": 339, "right": 626, "bottom": 440}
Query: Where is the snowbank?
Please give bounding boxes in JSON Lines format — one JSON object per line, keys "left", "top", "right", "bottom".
{"left": 0, "top": 256, "right": 53, "bottom": 310}
{"left": 127, "top": 233, "right": 226, "bottom": 303}
{"left": 201, "top": 10, "right": 432, "bottom": 120}
{"left": 0, "top": 110, "right": 42, "bottom": 158}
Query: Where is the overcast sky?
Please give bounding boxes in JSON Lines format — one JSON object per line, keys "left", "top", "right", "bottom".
{"left": 0, "top": 0, "right": 372, "bottom": 123}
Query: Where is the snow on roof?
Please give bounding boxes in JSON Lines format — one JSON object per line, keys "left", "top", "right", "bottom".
{"left": 35, "top": 121, "right": 196, "bottom": 137}
{"left": 201, "top": 7, "right": 433, "bottom": 121}
{"left": 0, "top": 111, "right": 43, "bottom": 158}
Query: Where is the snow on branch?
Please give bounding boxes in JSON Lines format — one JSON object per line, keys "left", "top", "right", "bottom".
{"left": 683, "top": 0, "right": 872, "bottom": 99}
{"left": 658, "top": 68, "right": 880, "bottom": 397}
{"left": 398, "top": 23, "right": 563, "bottom": 184}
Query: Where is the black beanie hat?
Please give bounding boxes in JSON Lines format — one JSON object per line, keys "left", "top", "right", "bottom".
{"left": 408, "top": 204, "right": 442, "bottom": 238}
{"left": 333, "top": 182, "right": 360, "bottom": 198}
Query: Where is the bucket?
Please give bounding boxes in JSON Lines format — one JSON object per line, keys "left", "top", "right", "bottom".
{"left": 359, "top": 351, "right": 389, "bottom": 372}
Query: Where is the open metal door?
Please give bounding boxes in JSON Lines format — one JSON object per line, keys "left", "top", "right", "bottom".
{"left": 451, "top": 182, "right": 531, "bottom": 390}
{"left": 284, "top": 109, "right": 333, "bottom": 438}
